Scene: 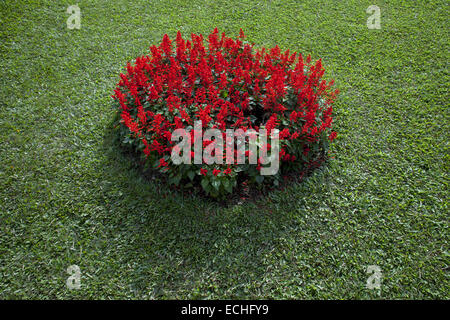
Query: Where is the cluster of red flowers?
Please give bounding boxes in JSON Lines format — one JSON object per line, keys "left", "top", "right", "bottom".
{"left": 112, "top": 29, "right": 338, "bottom": 196}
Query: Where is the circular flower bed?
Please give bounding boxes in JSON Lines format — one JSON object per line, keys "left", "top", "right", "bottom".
{"left": 112, "top": 29, "right": 339, "bottom": 197}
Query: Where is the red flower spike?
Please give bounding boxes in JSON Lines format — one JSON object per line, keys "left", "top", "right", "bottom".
{"left": 112, "top": 29, "right": 338, "bottom": 196}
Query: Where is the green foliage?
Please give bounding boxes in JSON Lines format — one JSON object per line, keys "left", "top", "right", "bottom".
{"left": 0, "top": 0, "right": 448, "bottom": 299}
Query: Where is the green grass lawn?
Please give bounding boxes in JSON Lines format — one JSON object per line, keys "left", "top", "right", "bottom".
{"left": 0, "top": 0, "right": 448, "bottom": 299}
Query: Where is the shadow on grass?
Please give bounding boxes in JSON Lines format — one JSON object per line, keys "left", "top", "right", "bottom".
{"left": 95, "top": 118, "right": 333, "bottom": 298}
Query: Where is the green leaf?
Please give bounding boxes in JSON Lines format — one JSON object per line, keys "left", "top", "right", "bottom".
{"left": 201, "top": 178, "right": 210, "bottom": 192}
{"left": 255, "top": 175, "right": 264, "bottom": 184}
{"left": 223, "top": 180, "right": 233, "bottom": 193}
{"left": 211, "top": 179, "right": 220, "bottom": 190}
{"left": 187, "top": 170, "right": 195, "bottom": 181}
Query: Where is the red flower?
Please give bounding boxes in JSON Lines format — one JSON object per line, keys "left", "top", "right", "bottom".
{"left": 290, "top": 131, "right": 300, "bottom": 140}
{"left": 329, "top": 131, "right": 337, "bottom": 141}
{"left": 158, "top": 158, "right": 168, "bottom": 168}
{"left": 280, "top": 128, "right": 290, "bottom": 139}
{"left": 303, "top": 148, "right": 310, "bottom": 156}
{"left": 112, "top": 29, "right": 338, "bottom": 196}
